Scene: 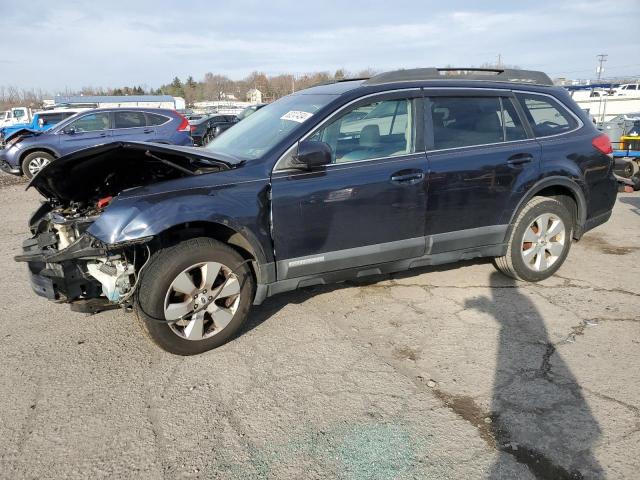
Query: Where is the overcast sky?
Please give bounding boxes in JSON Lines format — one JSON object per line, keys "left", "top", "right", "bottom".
{"left": 2, "top": 0, "right": 638, "bottom": 92}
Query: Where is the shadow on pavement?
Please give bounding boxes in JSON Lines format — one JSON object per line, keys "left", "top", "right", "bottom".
{"left": 618, "top": 196, "right": 640, "bottom": 216}
{"left": 466, "top": 272, "right": 602, "bottom": 480}
{"left": 241, "top": 258, "right": 491, "bottom": 336}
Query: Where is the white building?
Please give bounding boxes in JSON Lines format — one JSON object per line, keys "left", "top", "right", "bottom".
{"left": 246, "top": 88, "right": 262, "bottom": 104}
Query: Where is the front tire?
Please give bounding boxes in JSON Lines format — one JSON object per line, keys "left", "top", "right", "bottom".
{"left": 135, "top": 238, "right": 255, "bottom": 355}
{"left": 22, "top": 151, "right": 55, "bottom": 178}
{"left": 493, "top": 196, "right": 573, "bottom": 282}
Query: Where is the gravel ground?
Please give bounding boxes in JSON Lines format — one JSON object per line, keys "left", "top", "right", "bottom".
{"left": 0, "top": 173, "right": 27, "bottom": 189}
{"left": 0, "top": 179, "right": 638, "bottom": 480}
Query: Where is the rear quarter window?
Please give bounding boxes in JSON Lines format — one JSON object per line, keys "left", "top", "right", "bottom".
{"left": 146, "top": 113, "right": 169, "bottom": 126}
{"left": 515, "top": 93, "right": 579, "bottom": 137}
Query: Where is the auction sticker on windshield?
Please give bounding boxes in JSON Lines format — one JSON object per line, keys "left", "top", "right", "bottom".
{"left": 280, "top": 111, "right": 314, "bottom": 123}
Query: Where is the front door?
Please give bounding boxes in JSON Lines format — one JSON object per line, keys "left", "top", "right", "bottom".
{"left": 59, "top": 111, "right": 112, "bottom": 153}
{"left": 271, "top": 92, "right": 428, "bottom": 280}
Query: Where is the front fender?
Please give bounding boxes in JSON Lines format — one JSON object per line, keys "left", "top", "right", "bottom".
{"left": 87, "top": 183, "right": 272, "bottom": 266}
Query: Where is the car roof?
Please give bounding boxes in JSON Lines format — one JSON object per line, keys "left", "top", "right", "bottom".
{"left": 298, "top": 67, "right": 557, "bottom": 96}
{"left": 36, "top": 108, "right": 89, "bottom": 115}
{"left": 72, "top": 107, "right": 177, "bottom": 115}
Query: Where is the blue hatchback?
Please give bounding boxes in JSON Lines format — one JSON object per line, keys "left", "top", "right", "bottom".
{"left": 0, "top": 107, "right": 192, "bottom": 178}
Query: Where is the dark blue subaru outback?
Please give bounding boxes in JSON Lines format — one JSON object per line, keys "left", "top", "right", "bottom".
{"left": 16, "top": 68, "right": 617, "bottom": 355}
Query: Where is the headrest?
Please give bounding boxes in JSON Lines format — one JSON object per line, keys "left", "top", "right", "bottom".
{"left": 360, "top": 124, "right": 380, "bottom": 147}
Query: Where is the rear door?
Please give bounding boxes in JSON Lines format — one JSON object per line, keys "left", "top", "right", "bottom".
{"left": 112, "top": 111, "right": 153, "bottom": 141}
{"left": 424, "top": 90, "right": 541, "bottom": 252}
{"left": 271, "top": 91, "right": 428, "bottom": 280}
{"left": 58, "top": 111, "right": 112, "bottom": 153}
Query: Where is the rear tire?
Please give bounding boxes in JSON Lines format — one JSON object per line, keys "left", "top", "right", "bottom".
{"left": 493, "top": 196, "right": 573, "bottom": 282}
{"left": 134, "top": 237, "right": 255, "bottom": 355}
{"left": 21, "top": 151, "right": 55, "bottom": 179}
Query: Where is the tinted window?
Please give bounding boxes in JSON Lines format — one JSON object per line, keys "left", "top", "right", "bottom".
{"left": 146, "top": 113, "right": 169, "bottom": 126}
{"left": 431, "top": 97, "right": 525, "bottom": 149}
{"left": 39, "top": 113, "right": 67, "bottom": 125}
{"left": 515, "top": 93, "right": 578, "bottom": 137}
{"left": 114, "top": 111, "right": 146, "bottom": 129}
{"left": 309, "top": 98, "right": 415, "bottom": 163}
{"left": 502, "top": 98, "right": 527, "bottom": 141}
{"left": 68, "top": 112, "right": 110, "bottom": 132}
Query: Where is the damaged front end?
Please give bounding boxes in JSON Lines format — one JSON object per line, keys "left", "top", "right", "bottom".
{"left": 15, "top": 204, "right": 149, "bottom": 313}
{"left": 14, "top": 141, "right": 234, "bottom": 313}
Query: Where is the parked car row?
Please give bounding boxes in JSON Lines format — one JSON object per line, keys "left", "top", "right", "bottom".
{"left": 0, "top": 108, "right": 192, "bottom": 178}
{"left": 185, "top": 113, "right": 238, "bottom": 146}
{"left": 12, "top": 67, "right": 618, "bottom": 355}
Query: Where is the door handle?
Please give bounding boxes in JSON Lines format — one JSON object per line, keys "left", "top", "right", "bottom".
{"left": 143, "top": 129, "right": 153, "bottom": 134}
{"left": 507, "top": 153, "right": 534, "bottom": 166}
{"left": 391, "top": 171, "right": 424, "bottom": 183}
{"left": 98, "top": 133, "right": 107, "bottom": 137}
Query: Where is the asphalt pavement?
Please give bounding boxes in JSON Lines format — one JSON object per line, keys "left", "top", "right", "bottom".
{"left": 1, "top": 180, "right": 638, "bottom": 479}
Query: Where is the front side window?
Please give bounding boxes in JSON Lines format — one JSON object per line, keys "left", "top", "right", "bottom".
{"left": 39, "top": 113, "right": 67, "bottom": 125}
{"left": 114, "top": 111, "right": 146, "bottom": 129}
{"left": 429, "top": 96, "right": 526, "bottom": 149}
{"left": 68, "top": 112, "right": 110, "bottom": 132}
{"left": 515, "top": 93, "right": 578, "bottom": 137}
{"left": 309, "top": 98, "right": 415, "bottom": 163}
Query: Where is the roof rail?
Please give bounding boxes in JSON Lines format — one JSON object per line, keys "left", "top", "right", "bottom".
{"left": 364, "top": 68, "right": 553, "bottom": 86}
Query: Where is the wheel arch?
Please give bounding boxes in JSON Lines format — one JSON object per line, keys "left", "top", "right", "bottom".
{"left": 19, "top": 146, "right": 59, "bottom": 165}
{"left": 508, "top": 177, "right": 587, "bottom": 240}
{"left": 153, "top": 221, "right": 273, "bottom": 284}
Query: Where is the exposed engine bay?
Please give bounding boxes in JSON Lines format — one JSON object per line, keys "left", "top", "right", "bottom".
{"left": 15, "top": 142, "right": 234, "bottom": 313}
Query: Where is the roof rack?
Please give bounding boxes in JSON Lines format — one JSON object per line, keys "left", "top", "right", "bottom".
{"left": 364, "top": 68, "right": 553, "bottom": 86}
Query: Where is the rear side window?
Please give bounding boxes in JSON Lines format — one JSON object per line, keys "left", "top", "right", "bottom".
{"left": 515, "top": 93, "right": 578, "bottom": 137}
{"left": 114, "top": 111, "right": 146, "bottom": 129}
{"left": 146, "top": 113, "right": 169, "bottom": 126}
{"left": 429, "top": 96, "right": 526, "bottom": 149}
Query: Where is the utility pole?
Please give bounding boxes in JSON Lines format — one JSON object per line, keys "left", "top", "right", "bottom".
{"left": 497, "top": 53, "right": 502, "bottom": 68}
{"left": 596, "top": 54, "right": 608, "bottom": 81}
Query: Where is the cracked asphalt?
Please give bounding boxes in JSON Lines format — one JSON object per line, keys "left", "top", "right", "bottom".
{"left": 0, "top": 181, "right": 638, "bottom": 480}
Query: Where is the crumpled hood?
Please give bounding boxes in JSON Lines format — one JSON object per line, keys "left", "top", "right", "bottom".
{"left": 28, "top": 141, "right": 241, "bottom": 204}
{"left": 1, "top": 127, "right": 40, "bottom": 143}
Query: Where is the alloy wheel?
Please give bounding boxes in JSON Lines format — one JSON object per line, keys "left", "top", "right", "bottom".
{"left": 28, "top": 157, "right": 50, "bottom": 176}
{"left": 164, "top": 261, "right": 241, "bottom": 341}
{"left": 520, "top": 213, "right": 566, "bottom": 272}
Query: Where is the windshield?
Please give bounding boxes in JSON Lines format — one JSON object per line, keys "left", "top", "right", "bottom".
{"left": 205, "top": 94, "right": 335, "bottom": 160}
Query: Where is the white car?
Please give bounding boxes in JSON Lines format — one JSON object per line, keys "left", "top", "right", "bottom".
{"left": 614, "top": 84, "right": 640, "bottom": 97}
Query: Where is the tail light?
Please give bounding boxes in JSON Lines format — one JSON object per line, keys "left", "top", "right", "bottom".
{"left": 175, "top": 112, "right": 190, "bottom": 132}
{"left": 592, "top": 134, "right": 613, "bottom": 155}
{"left": 190, "top": 125, "right": 197, "bottom": 133}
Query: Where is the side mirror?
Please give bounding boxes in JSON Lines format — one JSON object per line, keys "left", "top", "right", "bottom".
{"left": 64, "top": 126, "right": 76, "bottom": 135}
{"left": 294, "top": 140, "right": 332, "bottom": 169}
